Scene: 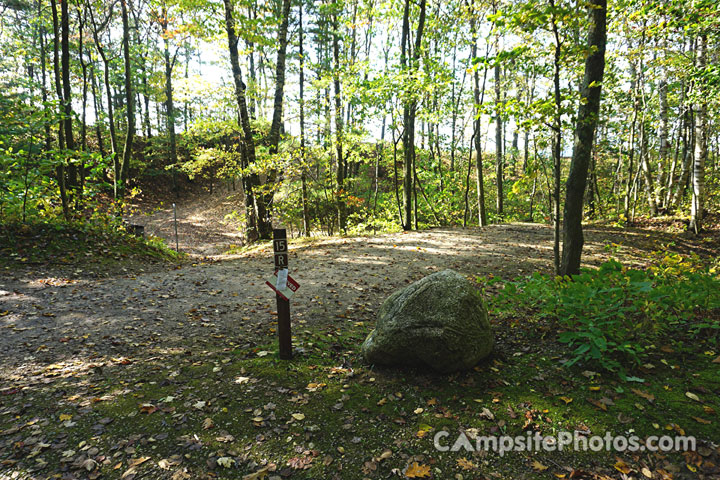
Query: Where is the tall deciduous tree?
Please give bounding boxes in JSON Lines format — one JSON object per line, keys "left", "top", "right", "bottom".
{"left": 400, "top": 0, "right": 426, "bottom": 231}
{"left": 690, "top": 34, "right": 707, "bottom": 234}
{"left": 223, "top": 0, "right": 263, "bottom": 241}
{"left": 560, "top": 0, "right": 607, "bottom": 276}
{"left": 119, "top": 0, "right": 134, "bottom": 189}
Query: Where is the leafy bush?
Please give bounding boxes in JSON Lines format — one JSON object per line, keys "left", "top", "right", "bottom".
{"left": 490, "top": 258, "right": 720, "bottom": 377}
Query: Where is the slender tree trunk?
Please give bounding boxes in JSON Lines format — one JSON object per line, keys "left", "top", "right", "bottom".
{"left": 494, "top": 44, "right": 504, "bottom": 218}
{"left": 76, "top": 4, "right": 89, "bottom": 205}
{"left": 39, "top": 0, "right": 51, "bottom": 153}
{"left": 623, "top": 94, "right": 637, "bottom": 219}
{"left": 255, "top": 0, "right": 292, "bottom": 238}
{"left": 332, "top": 10, "right": 346, "bottom": 233}
{"left": 60, "top": 0, "right": 74, "bottom": 152}
{"left": 89, "top": 64, "right": 106, "bottom": 158}
{"left": 60, "top": 0, "right": 78, "bottom": 199}
{"left": 449, "top": 39, "right": 458, "bottom": 171}
{"left": 391, "top": 118, "right": 404, "bottom": 227}
{"left": 690, "top": 34, "right": 707, "bottom": 234}
{"left": 400, "top": 0, "right": 411, "bottom": 229}
{"left": 656, "top": 57, "right": 669, "bottom": 211}
{"left": 223, "top": 0, "right": 262, "bottom": 241}
{"left": 550, "top": 0, "right": 562, "bottom": 274}
{"left": 160, "top": 10, "right": 178, "bottom": 195}
{"left": 560, "top": 0, "right": 607, "bottom": 276}
{"left": 51, "top": 0, "right": 70, "bottom": 219}
{"left": 298, "top": 2, "right": 310, "bottom": 236}
{"left": 472, "top": 12, "right": 488, "bottom": 226}
{"left": 665, "top": 86, "right": 686, "bottom": 208}
{"left": 401, "top": 0, "right": 426, "bottom": 231}
{"left": 636, "top": 68, "right": 658, "bottom": 216}
{"left": 88, "top": 6, "right": 119, "bottom": 197}
{"left": 119, "top": 0, "right": 134, "bottom": 190}
{"left": 673, "top": 107, "right": 694, "bottom": 208}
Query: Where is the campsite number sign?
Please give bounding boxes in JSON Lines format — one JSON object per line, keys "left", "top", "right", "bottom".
{"left": 265, "top": 229, "right": 300, "bottom": 359}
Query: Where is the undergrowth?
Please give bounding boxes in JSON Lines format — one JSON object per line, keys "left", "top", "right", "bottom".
{"left": 488, "top": 255, "right": 720, "bottom": 378}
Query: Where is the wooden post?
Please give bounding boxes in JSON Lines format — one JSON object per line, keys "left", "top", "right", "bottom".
{"left": 273, "top": 228, "right": 292, "bottom": 359}
{"left": 173, "top": 203, "right": 179, "bottom": 251}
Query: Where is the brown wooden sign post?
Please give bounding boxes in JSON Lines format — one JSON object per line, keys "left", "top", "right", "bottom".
{"left": 273, "top": 229, "right": 292, "bottom": 359}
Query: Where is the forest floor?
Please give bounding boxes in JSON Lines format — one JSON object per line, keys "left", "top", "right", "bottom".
{"left": 1, "top": 191, "right": 719, "bottom": 480}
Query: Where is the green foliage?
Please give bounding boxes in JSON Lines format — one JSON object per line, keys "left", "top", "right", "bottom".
{"left": 0, "top": 218, "right": 184, "bottom": 272}
{"left": 491, "top": 258, "right": 720, "bottom": 377}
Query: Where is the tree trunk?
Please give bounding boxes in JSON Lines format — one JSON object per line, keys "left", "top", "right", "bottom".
{"left": 494, "top": 47, "right": 503, "bottom": 218}
{"left": 160, "top": 9, "right": 178, "bottom": 195}
{"left": 90, "top": 63, "right": 106, "bottom": 158}
{"left": 223, "top": 0, "right": 262, "bottom": 242}
{"left": 550, "top": 0, "right": 562, "bottom": 274}
{"left": 560, "top": 0, "right": 607, "bottom": 276}
{"left": 60, "top": 0, "right": 74, "bottom": 152}
{"left": 258, "top": 0, "right": 292, "bottom": 238}
{"left": 51, "top": 0, "right": 70, "bottom": 219}
{"left": 401, "top": 0, "right": 426, "bottom": 231}
{"left": 690, "top": 34, "right": 707, "bottom": 234}
{"left": 119, "top": 0, "right": 134, "bottom": 190}
{"left": 472, "top": 11, "right": 488, "bottom": 227}
{"left": 60, "top": 0, "right": 78, "bottom": 197}
{"left": 333, "top": 10, "right": 346, "bottom": 233}
{"left": 88, "top": 5, "right": 119, "bottom": 198}
{"left": 298, "top": 1, "right": 310, "bottom": 236}
{"left": 76, "top": 3, "right": 88, "bottom": 205}
{"left": 656, "top": 57, "right": 669, "bottom": 211}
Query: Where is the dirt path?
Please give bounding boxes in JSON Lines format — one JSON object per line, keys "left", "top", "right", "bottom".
{"left": 126, "top": 187, "right": 246, "bottom": 255}
{"left": 2, "top": 222, "right": 708, "bottom": 384}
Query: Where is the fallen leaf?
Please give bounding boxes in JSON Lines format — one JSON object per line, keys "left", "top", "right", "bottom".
{"left": 129, "top": 457, "right": 151, "bottom": 468}
{"left": 614, "top": 460, "right": 631, "bottom": 474}
{"left": 291, "top": 413, "right": 305, "bottom": 421}
{"left": 692, "top": 416, "right": 711, "bottom": 425}
{"left": 631, "top": 389, "right": 655, "bottom": 402}
{"left": 532, "top": 460, "right": 548, "bottom": 471}
{"left": 217, "top": 457, "right": 235, "bottom": 468}
{"left": 405, "top": 462, "right": 431, "bottom": 478}
{"left": 287, "top": 455, "right": 313, "bottom": 469}
{"left": 686, "top": 392, "right": 701, "bottom": 402}
{"left": 559, "top": 396, "right": 573, "bottom": 404}
{"left": 202, "top": 418, "right": 214, "bottom": 430}
{"left": 242, "top": 467, "right": 268, "bottom": 480}
{"left": 306, "top": 382, "right": 326, "bottom": 392}
{"left": 457, "top": 457, "right": 475, "bottom": 470}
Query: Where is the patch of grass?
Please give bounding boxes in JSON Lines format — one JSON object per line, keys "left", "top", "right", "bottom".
{"left": 0, "top": 220, "right": 185, "bottom": 276}
{"left": 489, "top": 258, "right": 720, "bottom": 377}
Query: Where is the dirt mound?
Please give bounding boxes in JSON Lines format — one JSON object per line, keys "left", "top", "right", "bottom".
{"left": 127, "top": 183, "right": 246, "bottom": 255}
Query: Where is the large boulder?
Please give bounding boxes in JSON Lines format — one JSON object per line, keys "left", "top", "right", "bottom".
{"left": 362, "top": 270, "right": 493, "bottom": 372}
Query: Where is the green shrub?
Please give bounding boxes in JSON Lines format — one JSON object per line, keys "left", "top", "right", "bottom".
{"left": 490, "top": 259, "right": 720, "bottom": 377}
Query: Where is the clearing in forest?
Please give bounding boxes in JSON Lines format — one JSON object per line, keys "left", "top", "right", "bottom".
{"left": 1, "top": 221, "right": 719, "bottom": 479}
